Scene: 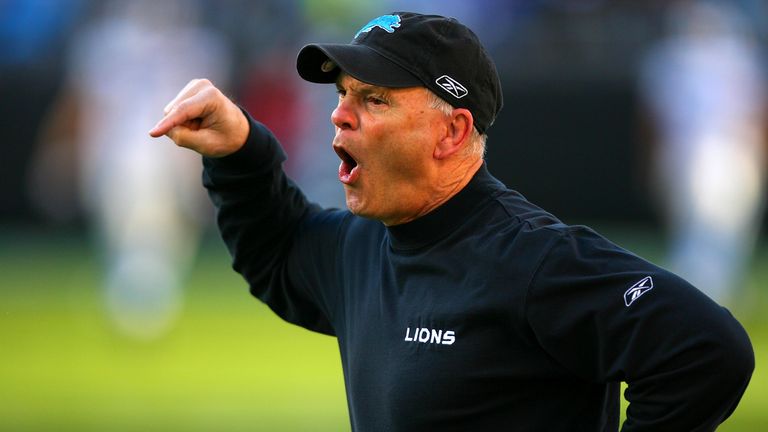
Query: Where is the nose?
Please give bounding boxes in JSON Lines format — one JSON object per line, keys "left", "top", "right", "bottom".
{"left": 331, "top": 97, "right": 357, "bottom": 131}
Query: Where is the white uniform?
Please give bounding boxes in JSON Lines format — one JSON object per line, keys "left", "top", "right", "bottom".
{"left": 639, "top": 1, "right": 766, "bottom": 303}
{"left": 66, "top": 0, "right": 230, "bottom": 338}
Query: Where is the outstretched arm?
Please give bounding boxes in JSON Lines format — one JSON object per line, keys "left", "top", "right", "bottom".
{"left": 150, "top": 79, "right": 341, "bottom": 335}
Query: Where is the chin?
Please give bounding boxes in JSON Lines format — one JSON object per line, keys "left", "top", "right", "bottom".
{"left": 345, "top": 198, "right": 379, "bottom": 221}
{"left": 344, "top": 196, "right": 363, "bottom": 215}
{"left": 346, "top": 202, "right": 370, "bottom": 218}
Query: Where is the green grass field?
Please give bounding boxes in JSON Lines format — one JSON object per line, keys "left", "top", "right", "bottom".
{"left": 1, "top": 226, "right": 766, "bottom": 431}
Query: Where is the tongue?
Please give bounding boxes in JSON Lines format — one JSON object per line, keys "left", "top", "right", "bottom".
{"left": 338, "top": 160, "right": 359, "bottom": 184}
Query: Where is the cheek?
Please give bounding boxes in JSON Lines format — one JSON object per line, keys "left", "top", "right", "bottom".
{"left": 383, "top": 127, "right": 434, "bottom": 177}
{"left": 367, "top": 139, "right": 425, "bottom": 187}
{"left": 361, "top": 109, "right": 438, "bottom": 190}
{"left": 361, "top": 136, "right": 432, "bottom": 214}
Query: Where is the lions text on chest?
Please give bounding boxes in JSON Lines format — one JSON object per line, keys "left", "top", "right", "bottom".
{"left": 404, "top": 327, "right": 455, "bottom": 345}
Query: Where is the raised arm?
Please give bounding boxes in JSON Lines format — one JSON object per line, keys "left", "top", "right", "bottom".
{"left": 150, "top": 79, "right": 342, "bottom": 335}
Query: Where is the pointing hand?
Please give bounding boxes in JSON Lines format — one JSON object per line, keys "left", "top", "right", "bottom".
{"left": 149, "top": 79, "right": 249, "bottom": 158}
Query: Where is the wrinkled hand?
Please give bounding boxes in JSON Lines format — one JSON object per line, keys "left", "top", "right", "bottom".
{"left": 149, "top": 79, "right": 249, "bottom": 158}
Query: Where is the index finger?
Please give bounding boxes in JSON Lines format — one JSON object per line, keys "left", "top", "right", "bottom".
{"left": 149, "top": 78, "right": 212, "bottom": 138}
{"left": 148, "top": 96, "right": 205, "bottom": 138}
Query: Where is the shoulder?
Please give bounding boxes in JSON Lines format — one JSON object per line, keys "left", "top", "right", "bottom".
{"left": 483, "top": 187, "right": 635, "bottom": 264}
{"left": 478, "top": 187, "right": 570, "bottom": 252}
{"left": 477, "top": 189, "right": 657, "bottom": 288}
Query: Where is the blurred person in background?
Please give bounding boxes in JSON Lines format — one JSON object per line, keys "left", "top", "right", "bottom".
{"left": 28, "top": 0, "right": 231, "bottom": 340}
{"left": 638, "top": 0, "right": 768, "bottom": 305}
{"left": 0, "top": 0, "right": 87, "bottom": 221}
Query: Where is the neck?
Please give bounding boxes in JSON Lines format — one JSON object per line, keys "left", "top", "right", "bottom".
{"left": 383, "top": 157, "right": 484, "bottom": 226}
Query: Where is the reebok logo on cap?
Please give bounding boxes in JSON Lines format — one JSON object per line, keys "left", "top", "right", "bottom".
{"left": 436, "top": 75, "right": 468, "bottom": 99}
{"left": 354, "top": 14, "right": 401, "bottom": 39}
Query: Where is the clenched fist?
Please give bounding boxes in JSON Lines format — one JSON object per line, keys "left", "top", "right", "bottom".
{"left": 149, "top": 79, "right": 249, "bottom": 158}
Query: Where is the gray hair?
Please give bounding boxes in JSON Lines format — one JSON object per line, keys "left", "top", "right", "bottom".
{"left": 426, "top": 90, "right": 487, "bottom": 158}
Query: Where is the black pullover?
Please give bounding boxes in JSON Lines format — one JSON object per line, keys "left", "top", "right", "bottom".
{"left": 202, "top": 117, "right": 754, "bottom": 431}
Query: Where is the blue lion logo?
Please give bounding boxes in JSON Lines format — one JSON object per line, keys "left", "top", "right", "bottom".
{"left": 354, "top": 14, "right": 401, "bottom": 39}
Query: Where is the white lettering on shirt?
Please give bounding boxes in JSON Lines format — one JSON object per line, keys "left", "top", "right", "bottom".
{"left": 404, "top": 327, "right": 455, "bottom": 345}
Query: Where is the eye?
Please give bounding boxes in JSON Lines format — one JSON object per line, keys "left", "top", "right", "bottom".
{"left": 367, "top": 96, "right": 387, "bottom": 106}
{"left": 336, "top": 88, "right": 346, "bottom": 98}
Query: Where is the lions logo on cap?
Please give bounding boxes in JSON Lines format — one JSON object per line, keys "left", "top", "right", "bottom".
{"left": 354, "top": 14, "right": 401, "bottom": 39}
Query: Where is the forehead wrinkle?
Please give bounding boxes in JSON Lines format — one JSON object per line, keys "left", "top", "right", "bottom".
{"left": 336, "top": 72, "right": 393, "bottom": 97}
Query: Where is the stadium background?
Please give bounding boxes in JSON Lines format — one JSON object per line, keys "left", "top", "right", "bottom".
{"left": 1, "top": 1, "right": 766, "bottom": 430}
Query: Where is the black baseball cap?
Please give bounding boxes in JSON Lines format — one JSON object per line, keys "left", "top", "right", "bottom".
{"left": 296, "top": 12, "right": 503, "bottom": 134}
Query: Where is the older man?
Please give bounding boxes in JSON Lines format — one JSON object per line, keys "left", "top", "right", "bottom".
{"left": 150, "top": 12, "right": 753, "bottom": 432}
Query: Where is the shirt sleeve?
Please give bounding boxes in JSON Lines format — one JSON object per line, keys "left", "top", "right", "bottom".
{"left": 524, "top": 226, "right": 754, "bottom": 431}
{"left": 202, "top": 112, "right": 345, "bottom": 336}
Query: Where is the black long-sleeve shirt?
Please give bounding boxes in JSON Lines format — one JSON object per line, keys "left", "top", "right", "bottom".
{"left": 202, "top": 117, "right": 754, "bottom": 431}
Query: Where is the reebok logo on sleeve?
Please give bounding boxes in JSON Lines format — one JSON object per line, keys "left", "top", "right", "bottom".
{"left": 624, "top": 276, "right": 654, "bottom": 306}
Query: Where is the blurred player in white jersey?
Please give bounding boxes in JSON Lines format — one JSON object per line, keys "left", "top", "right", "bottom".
{"left": 639, "top": 0, "right": 767, "bottom": 304}
{"left": 32, "top": 0, "right": 231, "bottom": 339}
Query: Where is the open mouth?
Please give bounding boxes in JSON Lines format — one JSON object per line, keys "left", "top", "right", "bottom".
{"left": 334, "top": 146, "right": 360, "bottom": 184}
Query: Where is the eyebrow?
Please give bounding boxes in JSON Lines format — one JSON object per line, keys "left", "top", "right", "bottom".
{"left": 336, "top": 74, "right": 391, "bottom": 97}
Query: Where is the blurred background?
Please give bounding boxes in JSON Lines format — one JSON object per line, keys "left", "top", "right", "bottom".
{"left": 1, "top": 0, "right": 767, "bottom": 430}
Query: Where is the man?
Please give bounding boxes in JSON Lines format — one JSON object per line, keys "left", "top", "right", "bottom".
{"left": 150, "top": 12, "right": 753, "bottom": 432}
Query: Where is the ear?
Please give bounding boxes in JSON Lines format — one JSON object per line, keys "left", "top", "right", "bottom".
{"left": 434, "top": 108, "right": 474, "bottom": 160}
